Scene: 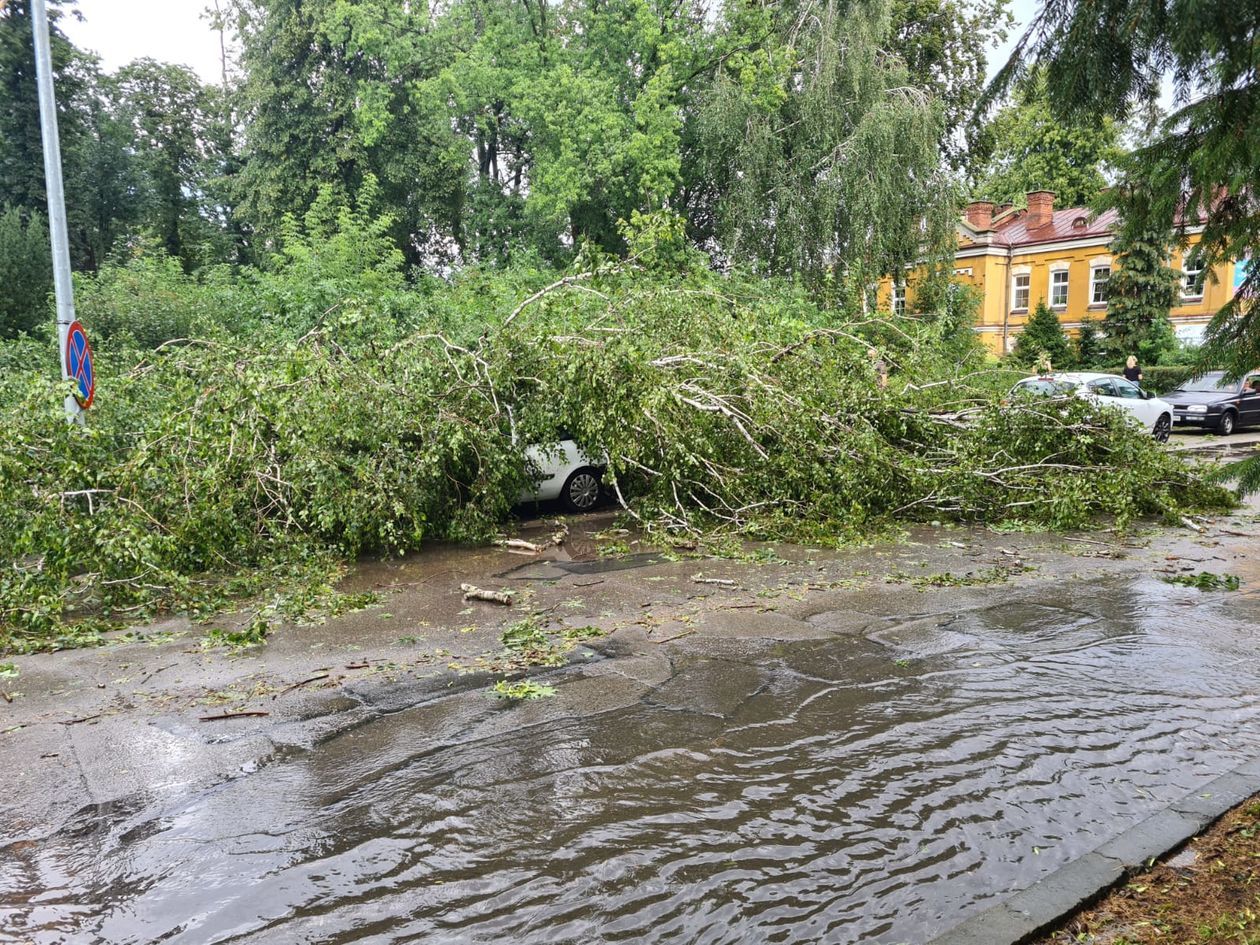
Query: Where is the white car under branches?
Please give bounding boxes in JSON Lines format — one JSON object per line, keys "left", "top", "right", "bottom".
{"left": 1009, "top": 372, "right": 1175, "bottom": 442}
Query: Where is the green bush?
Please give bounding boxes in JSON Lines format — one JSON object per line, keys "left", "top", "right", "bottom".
{"left": 1012, "top": 301, "right": 1074, "bottom": 369}
{"left": 72, "top": 250, "right": 218, "bottom": 349}
{"left": 0, "top": 205, "right": 53, "bottom": 339}
{"left": 70, "top": 180, "right": 433, "bottom": 353}
{"left": 1075, "top": 316, "right": 1104, "bottom": 368}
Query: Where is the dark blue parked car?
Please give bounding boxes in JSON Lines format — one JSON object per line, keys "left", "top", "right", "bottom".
{"left": 1167, "top": 370, "right": 1260, "bottom": 435}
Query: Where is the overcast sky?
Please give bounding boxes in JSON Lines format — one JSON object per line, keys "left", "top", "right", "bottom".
{"left": 60, "top": 0, "right": 1038, "bottom": 85}
{"left": 61, "top": 0, "right": 228, "bottom": 83}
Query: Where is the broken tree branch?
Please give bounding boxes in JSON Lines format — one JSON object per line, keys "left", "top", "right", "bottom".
{"left": 199, "top": 710, "right": 270, "bottom": 722}
{"left": 461, "top": 583, "right": 515, "bottom": 605}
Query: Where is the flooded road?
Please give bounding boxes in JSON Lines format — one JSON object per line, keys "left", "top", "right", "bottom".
{"left": 7, "top": 569, "right": 1260, "bottom": 945}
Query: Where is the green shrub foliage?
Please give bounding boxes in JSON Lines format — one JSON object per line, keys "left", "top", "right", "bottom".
{"left": 1074, "top": 316, "right": 1103, "bottom": 369}
{"left": 0, "top": 262, "right": 1232, "bottom": 651}
{"left": 0, "top": 205, "right": 52, "bottom": 339}
{"left": 1012, "top": 301, "right": 1074, "bottom": 370}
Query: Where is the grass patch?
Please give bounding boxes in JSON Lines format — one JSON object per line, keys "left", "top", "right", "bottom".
{"left": 1036, "top": 795, "right": 1260, "bottom": 944}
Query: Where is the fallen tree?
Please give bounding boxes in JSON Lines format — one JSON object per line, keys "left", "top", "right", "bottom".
{"left": 0, "top": 265, "right": 1232, "bottom": 651}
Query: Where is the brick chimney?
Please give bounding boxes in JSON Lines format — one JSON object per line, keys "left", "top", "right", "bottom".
{"left": 964, "top": 200, "right": 995, "bottom": 230}
{"left": 1026, "top": 190, "right": 1055, "bottom": 228}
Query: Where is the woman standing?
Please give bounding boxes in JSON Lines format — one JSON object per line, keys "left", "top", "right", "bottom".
{"left": 1123, "top": 355, "right": 1143, "bottom": 384}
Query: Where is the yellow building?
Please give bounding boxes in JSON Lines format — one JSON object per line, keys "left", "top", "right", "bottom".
{"left": 883, "top": 190, "right": 1236, "bottom": 356}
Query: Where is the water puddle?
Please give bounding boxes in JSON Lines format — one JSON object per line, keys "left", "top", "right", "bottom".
{"left": 500, "top": 552, "right": 667, "bottom": 581}
{"left": 5, "top": 575, "right": 1260, "bottom": 944}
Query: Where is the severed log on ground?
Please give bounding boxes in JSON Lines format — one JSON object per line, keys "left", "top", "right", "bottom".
{"left": 461, "top": 583, "right": 515, "bottom": 604}
{"left": 495, "top": 522, "right": 570, "bottom": 555}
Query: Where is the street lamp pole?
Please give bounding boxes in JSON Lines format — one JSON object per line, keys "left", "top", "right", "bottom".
{"left": 29, "top": 0, "right": 84, "bottom": 424}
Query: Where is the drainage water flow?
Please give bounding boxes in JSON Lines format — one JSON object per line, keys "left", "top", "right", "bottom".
{"left": 5, "top": 578, "right": 1260, "bottom": 944}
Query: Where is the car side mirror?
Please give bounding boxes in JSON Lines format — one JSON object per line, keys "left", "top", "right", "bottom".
{"left": 1141, "top": 390, "right": 1152, "bottom": 400}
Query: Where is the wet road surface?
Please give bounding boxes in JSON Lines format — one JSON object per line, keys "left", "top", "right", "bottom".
{"left": 6, "top": 567, "right": 1260, "bottom": 945}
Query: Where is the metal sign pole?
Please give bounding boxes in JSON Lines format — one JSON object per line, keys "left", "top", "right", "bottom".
{"left": 30, "top": 0, "right": 84, "bottom": 424}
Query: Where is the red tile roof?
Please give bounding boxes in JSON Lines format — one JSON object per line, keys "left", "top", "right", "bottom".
{"left": 987, "top": 207, "right": 1121, "bottom": 247}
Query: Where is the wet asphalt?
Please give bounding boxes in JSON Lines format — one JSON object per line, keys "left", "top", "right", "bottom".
{"left": 2, "top": 492, "right": 1260, "bottom": 943}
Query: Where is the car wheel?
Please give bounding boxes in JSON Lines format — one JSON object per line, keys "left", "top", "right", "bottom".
{"left": 561, "top": 467, "right": 602, "bottom": 513}
{"left": 1217, "top": 410, "right": 1237, "bottom": 436}
{"left": 1153, "top": 413, "right": 1172, "bottom": 443}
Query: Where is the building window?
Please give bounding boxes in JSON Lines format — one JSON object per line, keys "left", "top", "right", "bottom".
{"left": 1182, "top": 251, "right": 1206, "bottom": 298}
{"left": 1090, "top": 266, "right": 1110, "bottom": 304}
{"left": 1050, "top": 269, "right": 1069, "bottom": 308}
{"left": 1013, "top": 273, "right": 1030, "bottom": 311}
{"left": 891, "top": 281, "right": 906, "bottom": 316}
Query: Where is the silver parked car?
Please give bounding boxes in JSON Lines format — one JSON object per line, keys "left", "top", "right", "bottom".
{"left": 520, "top": 439, "right": 606, "bottom": 512}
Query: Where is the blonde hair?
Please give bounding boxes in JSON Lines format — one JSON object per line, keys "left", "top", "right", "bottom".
{"left": 1126, "top": 355, "right": 1138, "bottom": 368}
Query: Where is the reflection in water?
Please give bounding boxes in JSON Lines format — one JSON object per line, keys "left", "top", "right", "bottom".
{"left": 6, "top": 576, "right": 1260, "bottom": 944}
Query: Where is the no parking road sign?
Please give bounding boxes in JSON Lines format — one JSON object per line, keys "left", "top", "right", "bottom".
{"left": 65, "top": 320, "right": 95, "bottom": 408}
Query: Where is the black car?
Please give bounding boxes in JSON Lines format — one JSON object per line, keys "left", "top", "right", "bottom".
{"left": 1167, "top": 370, "right": 1260, "bottom": 435}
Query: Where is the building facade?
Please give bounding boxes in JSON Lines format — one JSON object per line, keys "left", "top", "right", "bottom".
{"left": 884, "top": 190, "right": 1236, "bottom": 356}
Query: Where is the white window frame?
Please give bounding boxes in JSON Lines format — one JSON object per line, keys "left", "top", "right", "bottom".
{"left": 1182, "top": 251, "right": 1205, "bottom": 299}
{"left": 1012, "top": 272, "right": 1030, "bottom": 311}
{"left": 1090, "top": 266, "right": 1110, "bottom": 305}
{"left": 891, "top": 281, "right": 906, "bottom": 316}
{"left": 1049, "top": 268, "right": 1069, "bottom": 309}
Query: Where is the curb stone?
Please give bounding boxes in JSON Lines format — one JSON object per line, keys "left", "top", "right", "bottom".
{"left": 923, "top": 760, "right": 1260, "bottom": 945}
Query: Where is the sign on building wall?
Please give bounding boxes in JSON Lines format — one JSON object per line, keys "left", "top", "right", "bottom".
{"left": 1174, "top": 323, "right": 1207, "bottom": 346}
{"left": 1234, "top": 257, "right": 1251, "bottom": 295}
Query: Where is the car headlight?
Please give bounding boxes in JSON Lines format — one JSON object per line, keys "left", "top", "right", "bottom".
{"left": 1187, "top": 405, "right": 1208, "bottom": 413}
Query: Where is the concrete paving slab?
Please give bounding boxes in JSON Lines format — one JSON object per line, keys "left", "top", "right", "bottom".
{"left": 1003, "top": 853, "right": 1125, "bottom": 929}
{"left": 925, "top": 904, "right": 1041, "bottom": 945}
{"left": 1094, "top": 807, "right": 1210, "bottom": 868}
{"left": 1170, "top": 770, "right": 1260, "bottom": 820}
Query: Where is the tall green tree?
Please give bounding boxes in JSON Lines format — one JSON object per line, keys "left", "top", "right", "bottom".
{"left": 0, "top": 205, "right": 52, "bottom": 338}
{"left": 0, "top": 0, "right": 81, "bottom": 216}
{"left": 691, "top": 0, "right": 958, "bottom": 289}
{"left": 112, "top": 59, "right": 224, "bottom": 268}
{"left": 65, "top": 58, "right": 144, "bottom": 270}
{"left": 1, "top": 2, "right": 143, "bottom": 270}
{"left": 228, "top": 0, "right": 378, "bottom": 251}
{"left": 227, "top": 0, "right": 960, "bottom": 277}
{"left": 1012, "top": 301, "right": 1073, "bottom": 369}
{"left": 890, "top": 0, "right": 1013, "bottom": 167}
{"left": 973, "top": 70, "right": 1120, "bottom": 208}
{"left": 332, "top": 0, "right": 715, "bottom": 262}
{"left": 1103, "top": 216, "right": 1179, "bottom": 366}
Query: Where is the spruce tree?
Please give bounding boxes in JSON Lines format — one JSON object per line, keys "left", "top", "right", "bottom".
{"left": 1012, "top": 301, "right": 1073, "bottom": 370}
{"left": 1103, "top": 224, "right": 1179, "bottom": 366}
{"left": 1075, "top": 315, "right": 1103, "bottom": 369}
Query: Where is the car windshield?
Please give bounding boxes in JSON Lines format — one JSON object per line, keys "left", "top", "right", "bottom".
{"left": 1014, "top": 378, "right": 1079, "bottom": 396}
{"left": 1180, "top": 373, "right": 1233, "bottom": 393}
